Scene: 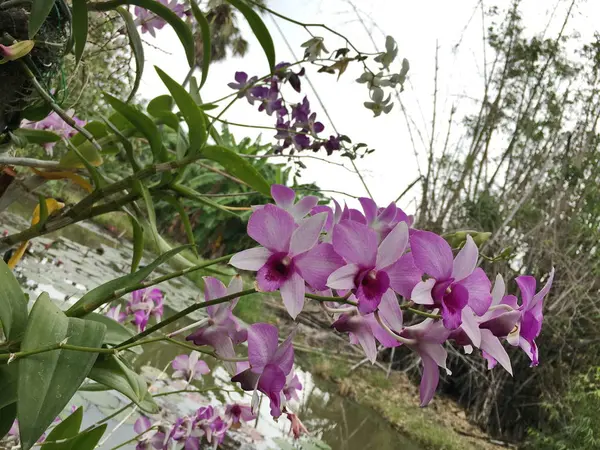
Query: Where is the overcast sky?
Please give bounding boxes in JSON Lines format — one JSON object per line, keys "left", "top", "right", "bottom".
{"left": 137, "top": 0, "right": 597, "bottom": 214}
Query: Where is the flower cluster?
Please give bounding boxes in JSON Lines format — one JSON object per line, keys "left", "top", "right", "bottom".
{"left": 134, "top": 400, "right": 255, "bottom": 450}
{"left": 230, "top": 185, "right": 554, "bottom": 405}
{"left": 20, "top": 110, "right": 86, "bottom": 154}
{"left": 134, "top": 0, "right": 186, "bottom": 37}
{"left": 106, "top": 288, "right": 164, "bottom": 332}
{"left": 227, "top": 64, "right": 346, "bottom": 155}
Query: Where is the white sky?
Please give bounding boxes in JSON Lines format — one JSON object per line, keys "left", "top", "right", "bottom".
{"left": 136, "top": 0, "right": 599, "bottom": 214}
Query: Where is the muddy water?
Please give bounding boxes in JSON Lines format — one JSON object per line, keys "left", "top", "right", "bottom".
{"left": 0, "top": 211, "right": 421, "bottom": 450}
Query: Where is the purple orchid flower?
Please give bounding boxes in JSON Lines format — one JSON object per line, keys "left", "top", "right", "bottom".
{"left": 283, "top": 371, "right": 303, "bottom": 401}
{"left": 186, "top": 276, "right": 246, "bottom": 373}
{"left": 257, "top": 81, "right": 285, "bottom": 116}
{"left": 332, "top": 290, "right": 403, "bottom": 362}
{"left": 166, "top": 416, "right": 200, "bottom": 450}
{"left": 134, "top": 416, "right": 166, "bottom": 450}
{"left": 128, "top": 288, "right": 164, "bottom": 332}
{"left": 21, "top": 110, "right": 86, "bottom": 154}
{"left": 409, "top": 233, "right": 492, "bottom": 330}
{"left": 291, "top": 97, "right": 311, "bottom": 124}
{"left": 134, "top": 0, "right": 185, "bottom": 37}
{"left": 324, "top": 135, "right": 342, "bottom": 154}
{"left": 171, "top": 351, "right": 210, "bottom": 382}
{"left": 269, "top": 184, "right": 319, "bottom": 223}
{"left": 227, "top": 71, "right": 259, "bottom": 104}
{"left": 503, "top": 269, "right": 554, "bottom": 366}
{"left": 231, "top": 323, "right": 295, "bottom": 418}
{"left": 399, "top": 318, "right": 452, "bottom": 406}
{"left": 357, "top": 197, "right": 413, "bottom": 241}
{"left": 327, "top": 220, "right": 410, "bottom": 314}
{"left": 224, "top": 403, "right": 256, "bottom": 427}
{"left": 105, "top": 304, "right": 127, "bottom": 323}
{"left": 293, "top": 133, "right": 312, "bottom": 151}
{"left": 230, "top": 204, "right": 344, "bottom": 318}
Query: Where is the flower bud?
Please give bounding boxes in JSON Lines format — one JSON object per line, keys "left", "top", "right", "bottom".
{"left": 0, "top": 40, "right": 35, "bottom": 64}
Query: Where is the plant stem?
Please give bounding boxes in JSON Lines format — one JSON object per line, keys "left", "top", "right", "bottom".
{"left": 117, "top": 288, "right": 258, "bottom": 346}
{"left": 305, "top": 292, "right": 357, "bottom": 306}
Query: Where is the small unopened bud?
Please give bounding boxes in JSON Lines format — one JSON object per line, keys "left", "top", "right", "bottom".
{"left": 0, "top": 40, "right": 35, "bottom": 64}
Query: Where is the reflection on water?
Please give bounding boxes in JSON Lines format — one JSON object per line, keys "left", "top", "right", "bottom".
{"left": 0, "top": 211, "right": 421, "bottom": 450}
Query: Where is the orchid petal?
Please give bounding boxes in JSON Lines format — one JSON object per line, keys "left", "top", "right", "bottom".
{"left": 419, "top": 354, "right": 440, "bottom": 407}
{"left": 332, "top": 220, "right": 378, "bottom": 267}
{"left": 289, "top": 212, "right": 327, "bottom": 256}
{"left": 327, "top": 263, "right": 360, "bottom": 290}
{"left": 378, "top": 289, "right": 403, "bottom": 332}
{"left": 387, "top": 253, "right": 423, "bottom": 298}
{"left": 491, "top": 274, "right": 505, "bottom": 306}
{"left": 280, "top": 272, "right": 306, "bottom": 319}
{"left": 515, "top": 275, "right": 537, "bottom": 310}
{"left": 258, "top": 364, "right": 287, "bottom": 417}
{"left": 531, "top": 268, "right": 554, "bottom": 312}
{"left": 456, "top": 268, "right": 492, "bottom": 316}
{"left": 411, "top": 279, "right": 436, "bottom": 305}
{"left": 295, "top": 243, "right": 345, "bottom": 290}
{"left": 376, "top": 221, "right": 409, "bottom": 270}
{"left": 358, "top": 197, "right": 378, "bottom": 224}
{"left": 271, "top": 330, "right": 296, "bottom": 375}
{"left": 480, "top": 329, "right": 512, "bottom": 375}
{"left": 247, "top": 323, "right": 279, "bottom": 372}
{"left": 271, "top": 184, "right": 296, "bottom": 209}
{"left": 410, "top": 230, "right": 454, "bottom": 280}
{"left": 451, "top": 235, "right": 478, "bottom": 281}
{"left": 460, "top": 306, "right": 481, "bottom": 348}
{"left": 171, "top": 354, "right": 189, "bottom": 371}
{"left": 230, "top": 247, "right": 271, "bottom": 271}
{"left": 441, "top": 283, "right": 468, "bottom": 330}
{"left": 289, "top": 196, "right": 319, "bottom": 220}
{"left": 248, "top": 204, "right": 296, "bottom": 253}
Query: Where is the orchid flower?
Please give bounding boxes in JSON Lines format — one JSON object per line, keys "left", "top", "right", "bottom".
{"left": 224, "top": 403, "right": 256, "bottom": 427}
{"left": 327, "top": 219, "right": 411, "bottom": 314}
{"left": 128, "top": 288, "right": 164, "bottom": 332}
{"left": 134, "top": 0, "right": 185, "bottom": 37}
{"left": 503, "top": 269, "right": 554, "bottom": 366}
{"left": 410, "top": 233, "right": 492, "bottom": 330}
{"left": 332, "top": 290, "right": 404, "bottom": 362}
{"left": 105, "top": 304, "right": 126, "bottom": 323}
{"left": 231, "top": 323, "right": 295, "bottom": 418}
{"left": 186, "top": 276, "right": 246, "bottom": 373}
{"left": 171, "top": 351, "right": 210, "bottom": 382}
{"left": 356, "top": 197, "right": 413, "bottom": 241}
{"left": 270, "top": 184, "right": 320, "bottom": 223}
{"left": 399, "top": 319, "right": 452, "bottom": 406}
{"left": 230, "top": 204, "right": 344, "bottom": 318}
{"left": 282, "top": 371, "right": 303, "bottom": 402}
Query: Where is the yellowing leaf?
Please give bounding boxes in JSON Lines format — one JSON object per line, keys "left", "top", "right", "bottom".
{"left": 31, "top": 168, "right": 93, "bottom": 193}
{"left": 7, "top": 199, "right": 64, "bottom": 269}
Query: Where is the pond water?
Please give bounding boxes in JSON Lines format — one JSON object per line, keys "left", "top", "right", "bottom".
{"left": 0, "top": 210, "right": 422, "bottom": 450}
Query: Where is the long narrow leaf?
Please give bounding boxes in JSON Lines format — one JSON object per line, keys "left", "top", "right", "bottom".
{"left": 0, "top": 259, "right": 28, "bottom": 341}
{"left": 201, "top": 145, "right": 271, "bottom": 196}
{"left": 227, "top": 0, "right": 275, "bottom": 70}
{"left": 155, "top": 67, "right": 207, "bottom": 157}
{"left": 191, "top": 1, "right": 211, "bottom": 88}
{"left": 116, "top": 7, "right": 144, "bottom": 102}
{"left": 104, "top": 93, "right": 165, "bottom": 162}
{"left": 29, "top": 0, "right": 55, "bottom": 38}
{"left": 72, "top": 0, "right": 88, "bottom": 63}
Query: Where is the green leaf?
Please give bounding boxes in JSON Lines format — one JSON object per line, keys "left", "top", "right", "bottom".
{"left": 129, "top": 215, "right": 144, "bottom": 273}
{"left": 59, "top": 143, "right": 103, "bottom": 169}
{"left": 155, "top": 67, "right": 207, "bottom": 156}
{"left": 84, "top": 313, "right": 136, "bottom": 348}
{"left": 17, "top": 294, "right": 106, "bottom": 450}
{"left": 116, "top": 7, "right": 144, "bottom": 102}
{"left": 70, "top": 121, "right": 108, "bottom": 147}
{"left": 72, "top": 0, "right": 88, "bottom": 63}
{"left": 103, "top": 117, "right": 140, "bottom": 171}
{"left": 190, "top": 1, "right": 211, "bottom": 88}
{"left": 70, "top": 424, "right": 107, "bottom": 450}
{"left": 66, "top": 246, "right": 189, "bottom": 317}
{"left": 88, "top": 356, "right": 159, "bottom": 413}
{"left": 227, "top": 0, "right": 275, "bottom": 70}
{"left": 189, "top": 78, "right": 202, "bottom": 105}
{"left": 29, "top": 0, "right": 55, "bottom": 38}
{"left": 173, "top": 184, "right": 241, "bottom": 218}
{"left": 22, "top": 103, "right": 52, "bottom": 121}
{"left": 11, "top": 128, "right": 61, "bottom": 146}
{"left": 104, "top": 93, "right": 165, "bottom": 162}
{"left": 202, "top": 145, "right": 271, "bottom": 196}
{"left": 0, "top": 366, "right": 18, "bottom": 410}
{"left": 147, "top": 95, "right": 180, "bottom": 130}
{"left": 134, "top": 180, "right": 159, "bottom": 247}
{"left": 0, "top": 403, "right": 16, "bottom": 440}
{"left": 0, "top": 259, "right": 28, "bottom": 341}
{"left": 40, "top": 407, "right": 83, "bottom": 450}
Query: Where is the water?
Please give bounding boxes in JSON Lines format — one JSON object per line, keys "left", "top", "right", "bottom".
{"left": 0, "top": 210, "right": 421, "bottom": 450}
